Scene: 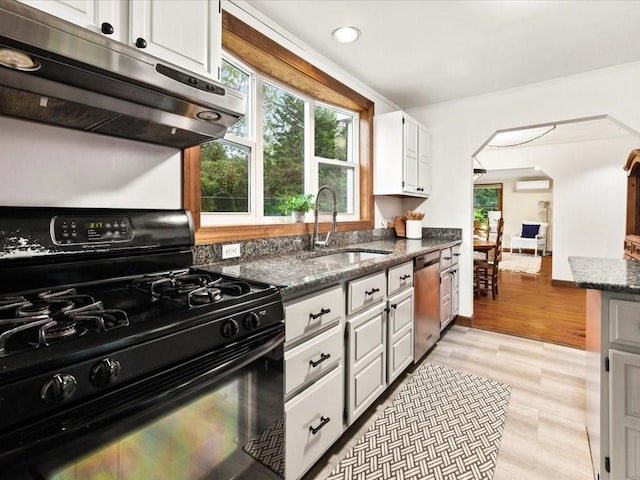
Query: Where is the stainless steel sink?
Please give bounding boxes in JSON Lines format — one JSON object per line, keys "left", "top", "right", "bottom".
{"left": 309, "top": 250, "right": 390, "bottom": 265}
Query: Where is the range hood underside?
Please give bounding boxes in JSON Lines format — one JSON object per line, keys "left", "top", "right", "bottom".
{"left": 0, "top": 76, "right": 227, "bottom": 149}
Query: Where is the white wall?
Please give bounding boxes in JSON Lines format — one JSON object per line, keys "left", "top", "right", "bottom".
{"left": 409, "top": 61, "right": 640, "bottom": 319}
{"left": 0, "top": 117, "right": 182, "bottom": 208}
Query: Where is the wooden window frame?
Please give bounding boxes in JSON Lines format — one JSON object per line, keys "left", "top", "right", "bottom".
{"left": 183, "top": 11, "right": 375, "bottom": 244}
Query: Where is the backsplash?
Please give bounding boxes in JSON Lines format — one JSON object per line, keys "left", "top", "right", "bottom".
{"left": 193, "top": 227, "right": 462, "bottom": 265}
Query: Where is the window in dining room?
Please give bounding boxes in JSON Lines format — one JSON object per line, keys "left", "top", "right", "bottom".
{"left": 474, "top": 183, "right": 503, "bottom": 223}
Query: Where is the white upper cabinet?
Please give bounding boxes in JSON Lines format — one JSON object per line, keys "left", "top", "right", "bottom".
{"left": 374, "top": 111, "right": 431, "bottom": 198}
{"left": 18, "top": 0, "right": 126, "bottom": 42}
{"left": 129, "top": 0, "right": 222, "bottom": 79}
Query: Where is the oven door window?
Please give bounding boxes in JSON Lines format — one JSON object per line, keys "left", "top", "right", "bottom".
{"left": 47, "top": 349, "right": 284, "bottom": 480}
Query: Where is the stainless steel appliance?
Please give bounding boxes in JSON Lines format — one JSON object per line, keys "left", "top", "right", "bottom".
{"left": 0, "top": 2, "right": 246, "bottom": 148}
{"left": 0, "top": 207, "right": 284, "bottom": 479}
{"left": 413, "top": 252, "right": 440, "bottom": 362}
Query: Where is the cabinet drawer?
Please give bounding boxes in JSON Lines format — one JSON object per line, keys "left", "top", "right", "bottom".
{"left": 285, "top": 366, "right": 344, "bottom": 480}
{"left": 388, "top": 261, "right": 414, "bottom": 295}
{"left": 284, "top": 324, "right": 343, "bottom": 399}
{"left": 388, "top": 325, "right": 413, "bottom": 384}
{"left": 610, "top": 299, "right": 640, "bottom": 348}
{"left": 285, "top": 285, "right": 344, "bottom": 344}
{"left": 389, "top": 288, "right": 414, "bottom": 337}
{"left": 440, "top": 247, "right": 452, "bottom": 271}
{"left": 348, "top": 271, "right": 385, "bottom": 315}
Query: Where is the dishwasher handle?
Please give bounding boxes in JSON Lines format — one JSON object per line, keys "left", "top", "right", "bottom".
{"left": 414, "top": 252, "right": 440, "bottom": 270}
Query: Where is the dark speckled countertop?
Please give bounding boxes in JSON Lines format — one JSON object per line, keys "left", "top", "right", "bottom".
{"left": 198, "top": 238, "right": 460, "bottom": 300}
{"left": 569, "top": 256, "right": 640, "bottom": 294}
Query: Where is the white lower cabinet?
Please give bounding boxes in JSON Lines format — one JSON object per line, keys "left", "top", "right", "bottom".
{"left": 610, "top": 349, "right": 640, "bottom": 480}
{"left": 285, "top": 366, "right": 344, "bottom": 480}
{"left": 284, "top": 286, "right": 345, "bottom": 479}
{"left": 346, "top": 303, "right": 387, "bottom": 426}
{"left": 387, "top": 287, "right": 414, "bottom": 384}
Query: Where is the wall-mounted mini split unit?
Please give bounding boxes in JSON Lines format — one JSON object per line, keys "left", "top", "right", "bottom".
{"left": 514, "top": 179, "right": 551, "bottom": 191}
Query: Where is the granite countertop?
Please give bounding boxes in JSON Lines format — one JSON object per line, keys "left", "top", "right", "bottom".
{"left": 199, "top": 238, "right": 461, "bottom": 300}
{"left": 569, "top": 256, "right": 640, "bottom": 294}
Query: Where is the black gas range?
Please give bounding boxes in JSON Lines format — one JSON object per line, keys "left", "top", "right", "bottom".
{"left": 0, "top": 207, "right": 285, "bottom": 479}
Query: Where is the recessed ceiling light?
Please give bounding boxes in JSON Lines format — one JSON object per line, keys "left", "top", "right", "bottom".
{"left": 332, "top": 26, "right": 360, "bottom": 44}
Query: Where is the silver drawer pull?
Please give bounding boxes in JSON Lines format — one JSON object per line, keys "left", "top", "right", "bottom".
{"left": 309, "top": 416, "right": 330, "bottom": 435}
{"left": 309, "top": 308, "right": 331, "bottom": 320}
{"left": 365, "top": 287, "right": 380, "bottom": 296}
{"left": 309, "top": 353, "right": 331, "bottom": 368}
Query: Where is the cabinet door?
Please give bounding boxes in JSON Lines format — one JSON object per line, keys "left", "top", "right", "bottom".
{"left": 129, "top": 0, "right": 221, "bottom": 78}
{"left": 418, "top": 125, "right": 431, "bottom": 195}
{"left": 387, "top": 288, "right": 414, "bottom": 383}
{"left": 402, "top": 116, "right": 419, "bottom": 193}
{"left": 451, "top": 266, "right": 459, "bottom": 318}
{"left": 18, "top": 0, "right": 125, "bottom": 41}
{"left": 610, "top": 349, "right": 640, "bottom": 480}
{"left": 346, "top": 305, "right": 386, "bottom": 425}
{"left": 440, "top": 269, "right": 452, "bottom": 331}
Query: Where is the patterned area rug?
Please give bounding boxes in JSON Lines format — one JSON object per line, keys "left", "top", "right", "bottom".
{"left": 499, "top": 252, "right": 542, "bottom": 274}
{"left": 243, "top": 416, "right": 285, "bottom": 477}
{"left": 326, "top": 363, "right": 511, "bottom": 480}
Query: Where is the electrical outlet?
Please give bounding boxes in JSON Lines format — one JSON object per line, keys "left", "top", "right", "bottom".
{"left": 222, "top": 243, "right": 241, "bottom": 259}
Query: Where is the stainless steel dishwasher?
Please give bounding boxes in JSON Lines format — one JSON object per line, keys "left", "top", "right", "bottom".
{"left": 414, "top": 251, "right": 441, "bottom": 362}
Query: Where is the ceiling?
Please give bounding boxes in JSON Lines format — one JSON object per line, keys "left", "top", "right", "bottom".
{"left": 240, "top": 0, "right": 640, "bottom": 109}
{"left": 475, "top": 117, "right": 639, "bottom": 183}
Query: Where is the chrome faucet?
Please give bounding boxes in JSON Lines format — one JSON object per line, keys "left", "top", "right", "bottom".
{"left": 313, "top": 185, "right": 338, "bottom": 249}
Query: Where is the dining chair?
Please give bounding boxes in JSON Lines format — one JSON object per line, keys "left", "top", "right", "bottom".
{"left": 475, "top": 218, "right": 503, "bottom": 299}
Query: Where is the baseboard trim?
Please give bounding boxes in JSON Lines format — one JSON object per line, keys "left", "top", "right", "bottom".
{"left": 551, "top": 279, "right": 578, "bottom": 288}
{"left": 454, "top": 315, "right": 473, "bottom": 327}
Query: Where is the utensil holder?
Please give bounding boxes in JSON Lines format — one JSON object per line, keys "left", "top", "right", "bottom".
{"left": 406, "top": 220, "right": 422, "bottom": 239}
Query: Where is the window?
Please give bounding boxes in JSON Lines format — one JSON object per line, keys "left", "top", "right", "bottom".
{"left": 200, "top": 57, "right": 360, "bottom": 224}
{"left": 474, "top": 183, "right": 503, "bottom": 223}
{"left": 183, "top": 11, "right": 374, "bottom": 243}
{"left": 262, "top": 82, "right": 305, "bottom": 216}
{"left": 315, "top": 104, "right": 358, "bottom": 214}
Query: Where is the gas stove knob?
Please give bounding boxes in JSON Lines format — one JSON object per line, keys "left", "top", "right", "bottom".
{"left": 41, "top": 373, "right": 77, "bottom": 404}
{"left": 244, "top": 312, "right": 261, "bottom": 331}
{"left": 221, "top": 319, "right": 240, "bottom": 338}
{"left": 90, "top": 358, "right": 122, "bottom": 388}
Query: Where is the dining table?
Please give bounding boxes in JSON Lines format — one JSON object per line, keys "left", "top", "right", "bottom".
{"left": 473, "top": 237, "right": 497, "bottom": 256}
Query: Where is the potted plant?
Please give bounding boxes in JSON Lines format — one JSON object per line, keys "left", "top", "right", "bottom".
{"left": 277, "top": 193, "right": 315, "bottom": 222}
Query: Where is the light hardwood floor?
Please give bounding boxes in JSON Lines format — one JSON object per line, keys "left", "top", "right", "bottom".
{"left": 303, "top": 325, "right": 592, "bottom": 480}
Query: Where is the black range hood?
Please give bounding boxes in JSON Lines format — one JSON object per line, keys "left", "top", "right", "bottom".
{"left": 0, "top": 2, "right": 246, "bottom": 148}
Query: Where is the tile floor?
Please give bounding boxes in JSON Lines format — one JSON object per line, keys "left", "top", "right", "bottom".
{"left": 303, "top": 325, "right": 593, "bottom": 480}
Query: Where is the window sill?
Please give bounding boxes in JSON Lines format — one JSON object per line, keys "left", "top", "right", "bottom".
{"left": 195, "top": 219, "right": 374, "bottom": 244}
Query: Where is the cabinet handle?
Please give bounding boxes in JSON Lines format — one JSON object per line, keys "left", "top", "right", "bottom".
{"left": 399, "top": 274, "right": 411, "bottom": 280}
{"left": 101, "top": 22, "right": 114, "bottom": 35}
{"left": 309, "top": 353, "right": 331, "bottom": 368}
{"left": 365, "top": 287, "right": 380, "bottom": 296}
{"left": 135, "top": 37, "right": 148, "bottom": 49}
{"left": 309, "top": 308, "right": 331, "bottom": 320}
{"left": 443, "top": 256, "right": 451, "bottom": 260}
{"left": 309, "top": 416, "right": 331, "bottom": 435}
{"left": 390, "top": 303, "right": 398, "bottom": 309}
{"left": 453, "top": 253, "right": 460, "bottom": 257}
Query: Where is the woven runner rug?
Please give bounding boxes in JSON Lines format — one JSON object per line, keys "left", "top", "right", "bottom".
{"left": 326, "top": 362, "right": 511, "bottom": 480}
{"left": 499, "top": 252, "right": 542, "bottom": 274}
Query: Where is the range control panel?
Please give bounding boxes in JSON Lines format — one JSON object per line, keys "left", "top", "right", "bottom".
{"left": 51, "top": 216, "right": 133, "bottom": 245}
